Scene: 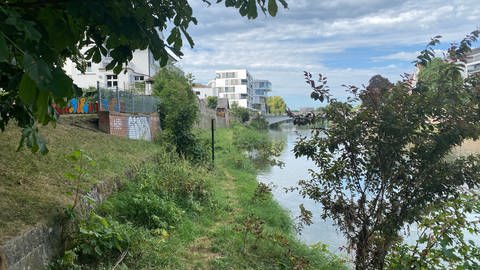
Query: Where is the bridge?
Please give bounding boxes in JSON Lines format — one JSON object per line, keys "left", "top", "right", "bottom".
{"left": 264, "top": 115, "right": 292, "bottom": 126}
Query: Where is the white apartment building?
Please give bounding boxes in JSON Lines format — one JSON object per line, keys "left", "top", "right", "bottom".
{"left": 214, "top": 69, "right": 254, "bottom": 109}
{"left": 465, "top": 47, "right": 480, "bottom": 76}
{"left": 253, "top": 79, "right": 271, "bottom": 114}
{"left": 64, "top": 48, "right": 175, "bottom": 95}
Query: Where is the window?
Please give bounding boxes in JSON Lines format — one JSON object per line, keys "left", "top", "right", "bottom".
{"left": 106, "top": 75, "right": 118, "bottom": 88}
{"left": 225, "top": 87, "right": 235, "bottom": 92}
{"left": 240, "top": 94, "right": 248, "bottom": 99}
{"left": 134, "top": 75, "right": 144, "bottom": 81}
{"left": 195, "top": 91, "right": 201, "bottom": 96}
{"left": 86, "top": 62, "right": 92, "bottom": 72}
{"left": 216, "top": 72, "right": 237, "bottom": 79}
{"left": 241, "top": 79, "right": 247, "bottom": 85}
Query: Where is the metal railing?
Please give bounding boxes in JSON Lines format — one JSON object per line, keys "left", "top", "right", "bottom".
{"left": 98, "top": 87, "right": 159, "bottom": 114}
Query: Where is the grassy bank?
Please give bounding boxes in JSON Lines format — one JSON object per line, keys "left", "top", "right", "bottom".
{"left": 50, "top": 124, "right": 346, "bottom": 269}
{"left": 0, "top": 116, "right": 162, "bottom": 242}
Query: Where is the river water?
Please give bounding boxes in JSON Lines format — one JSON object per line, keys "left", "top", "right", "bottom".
{"left": 257, "top": 124, "right": 480, "bottom": 256}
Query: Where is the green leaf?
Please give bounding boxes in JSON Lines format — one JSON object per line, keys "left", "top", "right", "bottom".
{"left": 247, "top": 0, "right": 258, "bottom": 18}
{"left": 48, "top": 68, "right": 74, "bottom": 98}
{"left": 35, "top": 91, "right": 50, "bottom": 125}
{"left": 0, "top": 34, "right": 8, "bottom": 61}
{"left": 267, "top": 0, "right": 278, "bottom": 16}
{"left": 19, "top": 74, "right": 38, "bottom": 105}
{"left": 22, "top": 54, "right": 52, "bottom": 89}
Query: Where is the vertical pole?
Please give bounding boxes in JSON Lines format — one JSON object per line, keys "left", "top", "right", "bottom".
{"left": 116, "top": 85, "right": 120, "bottom": 112}
{"left": 97, "top": 81, "right": 101, "bottom": 111}
{"left": 131, "top": 92, "right": 134, "bottom": 113}
{"left": 211, "top": 118, "right": 215, "bottom": 163}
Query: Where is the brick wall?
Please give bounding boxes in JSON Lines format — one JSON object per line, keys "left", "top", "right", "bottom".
{"left": 98, "top": 111, "right": 160, "bottom": 141}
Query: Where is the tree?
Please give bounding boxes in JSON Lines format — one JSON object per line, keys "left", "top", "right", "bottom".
{"left": 266, "top": 96, "right": 287, "bottom": 115}
{"left": 153, "top": 66, "right": 204, "bottom": 161}
{"left": 0, "top": 0, "right": 287, "bottom": 154}
{"left": 231, "top": 103, "right": 251, "bottom": 123}
{"left": 206, "top": 96, "right": 218, "bottom": 110}
{"left": 291, "top": 31, "right": 480, "bottom": 269}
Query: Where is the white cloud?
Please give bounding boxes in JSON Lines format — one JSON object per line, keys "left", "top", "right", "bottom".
{"left": 179, "top": 0, "right": 480, "bottom": 109}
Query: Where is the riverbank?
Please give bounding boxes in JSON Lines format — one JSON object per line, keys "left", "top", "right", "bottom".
{"left": 48, "top": 125, "right": 347, "bottom": 269}
{"left": 0, "top": 120, "right": 346, "bottom": 269}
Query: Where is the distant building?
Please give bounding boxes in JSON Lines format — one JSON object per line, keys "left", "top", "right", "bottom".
{"left": 465, "top": 47, "right": 480, "bottom": 76}
{"left": 214, "top": 69, "right": 254, "bottom": 109}
{"left": 253, "top": 79, "right": 272, "bottom": 114}
{"left": 192, "top": 81, "right": 217, "bottom": 99}
{"left": 64, "top": 47, "right": 176, "bottom": 95}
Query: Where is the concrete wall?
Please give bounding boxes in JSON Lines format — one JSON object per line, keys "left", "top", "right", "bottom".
{"left": 196, "top": 99, "right": 230, "bottom": 129}
{"left": 98, "top": 111, "right": 160, "bottom": 140}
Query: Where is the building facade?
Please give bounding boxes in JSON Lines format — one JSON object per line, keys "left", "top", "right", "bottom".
{"left": 192, "top": 80, "right": 217, "bottom": 99}
{"left": 253, "top": 79, "right": 272, "bottom": 114}
{"left": 64, "top": 48, "right": 173, "bottom": 95}
{"left": 213, "top": 69, "right": 254, "bottom": 109}
{"left": 465, "top": 47, "right": 480, "bottom": 76}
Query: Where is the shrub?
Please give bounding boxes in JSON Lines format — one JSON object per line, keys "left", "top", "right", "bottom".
{"left": 249, "top": 116, "right": 269, "bottom": 130}
{"left": 206, "top": 96, "right": 218, "bottom": 109}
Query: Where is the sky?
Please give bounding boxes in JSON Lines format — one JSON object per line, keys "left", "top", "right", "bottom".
{"left": 176, "top": 0, "right": 480, "bottom": 109}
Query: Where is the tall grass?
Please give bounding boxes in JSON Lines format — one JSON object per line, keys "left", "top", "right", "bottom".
{"left": 51, "top": 124, "right": 347, "bottom": 269}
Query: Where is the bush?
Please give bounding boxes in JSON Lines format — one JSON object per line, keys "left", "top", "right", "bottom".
{"left": 102, "top": 151, "right": 213, "bottom": 229}
{"left": 102, "top": 186, "right": 183, "bottom": 230}
{"left": 231, "top": 103, "right": 250, "bottom": 123}
{"left": 206, "top": 96, "right": 218, "bottom": 109}
{"left": 249, "top": 116, "right": 269, "bottom": 130}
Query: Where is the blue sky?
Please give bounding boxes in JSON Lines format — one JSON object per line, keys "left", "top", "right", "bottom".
{"left": 177, "top": 0, "right": 480, "bottom": 109}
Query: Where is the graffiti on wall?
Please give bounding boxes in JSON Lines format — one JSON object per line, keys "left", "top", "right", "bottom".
{"left": 54, "top": 97, "right": 99, "bottom": 114}
{"left": 128, "top": 116, "right": 151, "bottom": 141}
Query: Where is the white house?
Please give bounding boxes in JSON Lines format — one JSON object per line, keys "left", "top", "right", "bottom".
{"left": 213, "top": 69, "right": 254, "bottom": 109}
{"left": 253, "top": 79, "right": 271, "bottom": 114}
{"left": 64, "top": 48, "right": 176, "bottom": 95}
{"left": 192, "top": 80, "right": 217, "bottom": 99}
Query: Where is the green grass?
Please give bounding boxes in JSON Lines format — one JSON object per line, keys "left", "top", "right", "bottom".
{"left": 67, "top": 126, "right": 346, "bottom": 269}
{"left": 0, "top": 116, "right": 162, "bottom": 242}
{"left": 1, "top": 118, "right": 346, "bottom": 269}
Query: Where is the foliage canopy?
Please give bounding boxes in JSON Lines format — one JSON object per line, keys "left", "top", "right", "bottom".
{"left": 0, "top": 0, "right": 287, "bottom": 153}
{"left": 291, "top": 31, "right": 480, "bottom": 269}
{"left": 266, "top": 96, "right": 287, "bottom": 115}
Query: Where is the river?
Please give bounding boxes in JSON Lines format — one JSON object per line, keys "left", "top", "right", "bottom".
{"left": 257, "top": 124, "right": 480, "bottom": 256}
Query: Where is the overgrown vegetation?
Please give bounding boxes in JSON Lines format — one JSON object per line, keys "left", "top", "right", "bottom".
{"left": 153, "top": 66, "right": 208, "bottom": 163}
{"left": 230, "top": 103, "right": 251, "bottom": 123}
{"left": 291, "top": 32, "right": 480, "bottom": 269}
{"left": 249, "top": 115, "right": 269, "bottom": 130}
{"left": 50, "top": 125, "right": 346, "bottom": 269}
{"left": 206, "top": 96, "right": 218, "bottom": 109}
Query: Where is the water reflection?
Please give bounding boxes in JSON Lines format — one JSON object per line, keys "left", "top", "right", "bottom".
{"left": 257, "top": 126, "right": 347, "bottom": 255}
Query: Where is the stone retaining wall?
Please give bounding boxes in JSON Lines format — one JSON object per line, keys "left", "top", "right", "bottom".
{"left": 0, "top": 177, "right": 124, "bottom": 270}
